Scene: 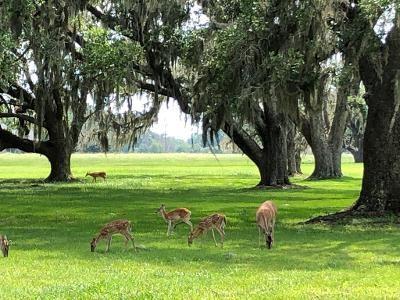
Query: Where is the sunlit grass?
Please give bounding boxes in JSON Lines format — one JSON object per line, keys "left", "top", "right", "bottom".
{"left": 0, "top": 153, "right": 398, "bottom": 299}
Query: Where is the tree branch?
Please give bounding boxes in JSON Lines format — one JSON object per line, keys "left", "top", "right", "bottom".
{"left": 223, "top": 120, "right": 263, "bottom": 164}
{"left": 0, "top": 127, "right": 49, "bottom": 155}
{"left": 0, "top": 113, "right": 39, "bottom": 125}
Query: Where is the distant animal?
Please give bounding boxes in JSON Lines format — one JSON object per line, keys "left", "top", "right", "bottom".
{"left": 0, "top": 235, "right": 9, "bottom": 257}
{"left": 156, "top": 204, "right": 193, "bottom": 236}
{"left": 188, "top": 213, "right": 226, "bottom": 247}
{"left": 85, "top": 171, "right": 106, "bottom": 182}
{"left": 256, "top": 201, "right": 277, "bottom": 249}
{"left": 90, "top": 220, "right": 136, "bottom": 253}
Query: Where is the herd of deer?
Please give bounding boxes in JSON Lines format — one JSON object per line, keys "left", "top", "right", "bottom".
{"left": 1, "top": 200, "right": 277, "bottom": 257}
{"left": 0, "top": 169, "right": 277, "bottom": 257}
{"left": 89, "top": 200, "right": 277, "bottom": 254}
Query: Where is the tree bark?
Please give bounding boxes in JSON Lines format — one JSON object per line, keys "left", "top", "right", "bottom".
{"left": 301, "top": 109, "right": 340, "bottom": 179}
{"left": 45, "top": 141, "right": 73, "bottom": 182}
{"left": 287, "top": 121, "right": 300, "bottom": 176}
{"left": 223, "top": 113, "right": 290, "bottom": 187}
{"left": 352, "top": 75, "right": 400, "bottom": 212}
{"left": 347, "top": 143, "right": 363, "bottom": 163}
{"left": 0, "top": 126, "right": 75, "bottom": 181}
{"left": 295, "top": 149, "right": 302, "bottom": 174}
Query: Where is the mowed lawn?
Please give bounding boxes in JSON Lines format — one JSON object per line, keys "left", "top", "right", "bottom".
{"left": 0, "top": 153, "right": 399, "bottom": 299}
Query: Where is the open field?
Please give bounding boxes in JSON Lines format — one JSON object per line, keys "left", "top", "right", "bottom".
{"left": 0, "top": 153, "right": 399, "bottom": 299}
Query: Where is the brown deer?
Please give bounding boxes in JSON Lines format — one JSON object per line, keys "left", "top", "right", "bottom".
{"left": 85, "top": 171, "right": 107, "bottom": 182}
{"left": 90, "top": 220, "right": 136, "bottom": 253}
{"left": 156, "top": 204, "right": 193, "bottom": 236}
{"left": 0, "top": 235, "right": 9, "bottom": 257}
{"left": 188, "top": 213, "right": 226, "bottom": 247}
{"left": 256, "top": 201, "right": 277, "bottom": 249}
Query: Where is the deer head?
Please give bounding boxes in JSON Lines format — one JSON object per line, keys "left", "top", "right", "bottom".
{"left": 90, "top": 237, "right": 97, "bottom": 252}
{"left": 155, "top": 204, "right": 165, "bottom": 214}
{"left": 187, "top": 228, "right": 203, "bottom": 246}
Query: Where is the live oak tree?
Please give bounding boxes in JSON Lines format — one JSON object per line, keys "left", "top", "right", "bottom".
{"left": 0, "top": 0, "right": 91, "bottom": 181}
{"left": 0, "top": 0, "right": 158, "bottom": 181}
{"left": 188, "top": 0, "right": 354, "bottom": 183}
{"left": 308, "top": 1, "right": 400, "bottom": 221}
{"left": 350, "top": 2, "right": 400, "bottom": 214}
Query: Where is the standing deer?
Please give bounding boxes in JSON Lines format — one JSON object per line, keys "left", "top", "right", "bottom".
{"left": 156, "top": 204, "right": 193, "bottom": 236}
{"left": 90, "top": 220, "right": 136, "bottom": 253}
{"left": 85, "top": 171, "right": 107, "bottom": 182}
{"left": 0, "top": 235, "right": 9, "bottom": 257}
{"left": 188, "top": 213, "right": 226, "bottom": 247}
{"left": 256, "top": 200, "right": 277, "bottom": 249}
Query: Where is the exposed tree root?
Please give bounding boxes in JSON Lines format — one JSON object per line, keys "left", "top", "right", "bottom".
{"left": 252, "top": 183, "right": 308, "bottom": 190}
{"left": 303, "top": 208, "right": 397, "bottom": 225}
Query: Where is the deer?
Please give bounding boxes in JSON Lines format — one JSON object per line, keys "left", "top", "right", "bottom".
{"left": 90, "top": 219, "right": 136, "bottom": 253}
{"left": 256, "top": 200, "right": 277, "bottom": 249}
{"left": 0, "top": 235, "right": 9, "bottom": 257}
{"left": 156, "top": 204, "right": 193, "bottom": 236}
{"left": 188, "top": 213, "right": 226, "bottom": 247}
{"left": 85, "top": 171, "right": 107, "bottom": 182}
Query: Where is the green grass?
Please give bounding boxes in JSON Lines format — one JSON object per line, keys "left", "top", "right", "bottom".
{"left": 0, "top": 153, "right": 399, "bottom": 299}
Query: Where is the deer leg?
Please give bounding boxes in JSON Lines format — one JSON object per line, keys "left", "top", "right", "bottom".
{"left": 167, "top": 220, "right": 172, "bottom": 236}
{"left": 106, "top": 236, "right": 112, "bottom": 252}
{"left": 124, "top": 232, "right": 136, "bottom": 251}
{"left": 211, "top": 229, "right": 218, "bottom": 247}
{"left": 172, "top": 221, "right": 181, "bottom": 230}
{"left": 258, "top": 226, "right": 262, "bottom": 248}
{"left": 215, "top": 227, "right": 225, "bottom": 248}
{"left": 184, "top": 220, "right": 193, "bottom": 231}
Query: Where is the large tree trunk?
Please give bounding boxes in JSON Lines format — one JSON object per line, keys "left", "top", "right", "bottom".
{"left": 350, "top": 16, "right": 400, "bottom": 214}
{"left": 295, "top": 149, "right": 302, "bottom": 174}
{"left": 287, "top": 121, "right": 301, "bottom": 176}
{"left": 301, "top": 109, "right": 340, "bottom": 179}
{"left": 352, "top": 82, "right": 400, "bottom": 213}
{"left": 257, "top": 113, "right": 290, "bottom": 186}
{"left": 46, "top": 142, "right": 73, "bottom": 182}
{"left": 301, "top": 74, "right": 342, "bottom": 179}
{"left": 307, "top": 17, "right": 400, "bottom": 223}
{"left": 347, "top": 142, "right": 363, "bottom": 163}
{"left": 223, "top": 114, "right": 290, "bottom": 187}
{"left": 0, "top": 127, "right": 75, "bottom": 182}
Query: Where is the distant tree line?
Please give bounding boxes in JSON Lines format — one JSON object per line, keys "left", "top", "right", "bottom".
{"left": 79, "top": 132, "right": 214, "bottom": 153}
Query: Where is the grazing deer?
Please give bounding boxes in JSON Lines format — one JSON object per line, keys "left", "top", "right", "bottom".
{"left": 90, "top": 220, "right": 136, "bottom": 253}
{"left": 85, "top": 171, "right": 107, "bottom": 182}
{"left": 188, "top": 213, "right": 226, "bottom": 247}
{"left": 256, "top": 200, "right": 277, "bottom": 249}
{"left": 0, "top": 235, "right": 9, "bottom": 257}
{"left": 156, "top": 204, "right": 193, "bottom": 236}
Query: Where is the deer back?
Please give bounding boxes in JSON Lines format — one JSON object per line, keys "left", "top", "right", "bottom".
{"left": 166, "top": 208, "right": 191, "bottom": 220}
{"left": 100, "top": 219, "right": 131, "bottom": 236}
{"left": 256, "top": 201, "right": 277, "bottom": 232}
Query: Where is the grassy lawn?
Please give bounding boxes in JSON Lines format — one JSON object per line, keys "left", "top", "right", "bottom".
{"left": 0, "top": 153, "right": 399, "bottom": 299}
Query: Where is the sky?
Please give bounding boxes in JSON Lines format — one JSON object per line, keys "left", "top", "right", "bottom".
{"left": 149, "top": 100, "right": 200, "bottom": 140}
